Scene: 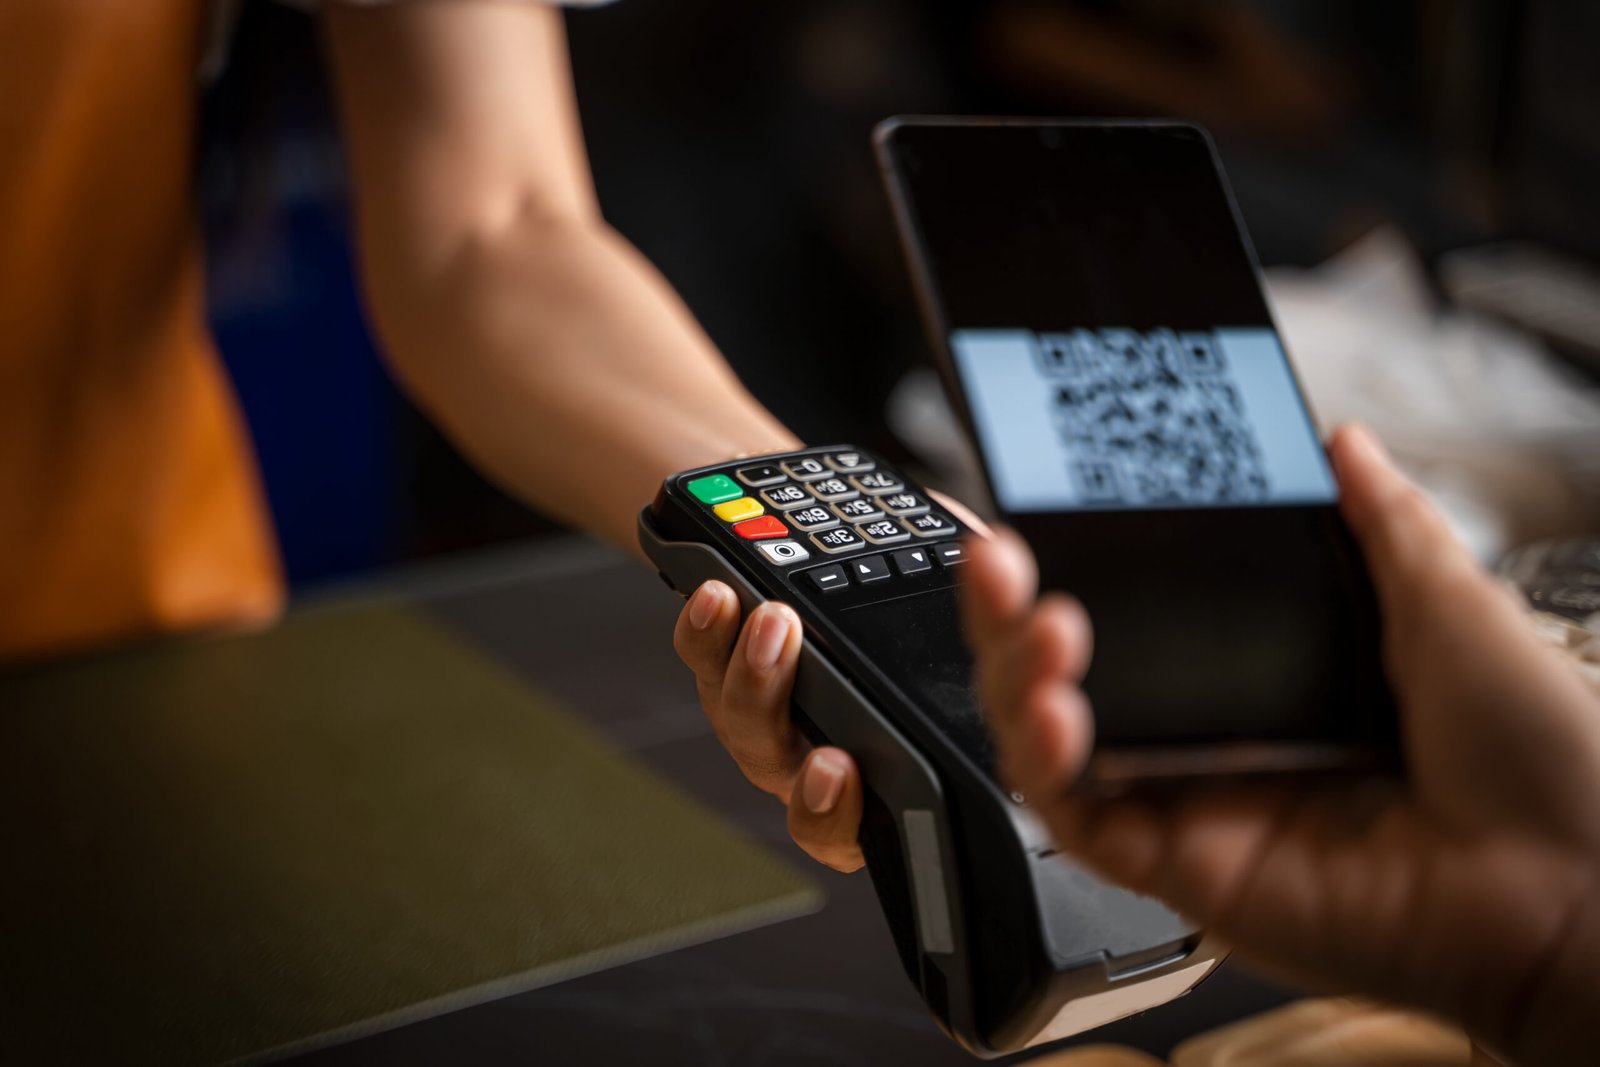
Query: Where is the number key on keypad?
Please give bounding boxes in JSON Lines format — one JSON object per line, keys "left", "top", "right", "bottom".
{"left": 761, "top": 484, "right": 811, "bottom": 510}
{"left": 907, "top": 512, "right": 958, "bottom": 538}
{"left": 851, "top": 471, "right": 904, "bottom": 495}
{"left": 808, "top": 477, "right": 859, "bottom": 503}
{"left": 781, "top": 457, "right": 830, "bottom": 481}
{"left": 787, "top": 505, "right": 839, "bottom": 533}
{"left": 812, "top": 527, "right": 866, "bottom": 555}
{"left": 858, "top": 518, "right": 911, "bottom": 545}
{"left": 879, "top": 491, "right": 930, "bottom": 517}
{"left": 832, "top": 497, "right": 883, "bottom": 523}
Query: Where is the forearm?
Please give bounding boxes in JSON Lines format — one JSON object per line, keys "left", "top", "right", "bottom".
{"left": 363, "top": 211, "right": 798, "bottom": 554}
{"left": 322, "top": 2, "right": 797, "bottom": 555}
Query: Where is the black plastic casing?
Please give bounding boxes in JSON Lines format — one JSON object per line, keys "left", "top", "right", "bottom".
{"left": 641, "top": 446, "right": 1226, "bottom": 1056}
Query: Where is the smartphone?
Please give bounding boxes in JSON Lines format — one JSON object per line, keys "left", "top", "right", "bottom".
{"left": 877, "top": 118, "right": 1396, "bottom": 781}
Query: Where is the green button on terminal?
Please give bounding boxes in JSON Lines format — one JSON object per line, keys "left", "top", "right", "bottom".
{"left": 686, "top": 474, "right": 742, "bottom": 505}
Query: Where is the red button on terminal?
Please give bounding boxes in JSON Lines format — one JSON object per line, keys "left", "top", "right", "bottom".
{"left": 734, "top": 515, "right": 789, "bottom": 540}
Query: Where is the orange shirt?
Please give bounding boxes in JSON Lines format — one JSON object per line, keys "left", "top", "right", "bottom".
{"left": 0, "top": 1, "right": 283, "bottom": 661}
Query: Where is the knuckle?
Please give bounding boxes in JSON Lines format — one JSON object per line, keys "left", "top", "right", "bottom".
{"left": 730, "top": 745, "right": 795, "bottom": 790}
{"left": 695, "top": 678, "right": 724, "bottom": 715}
{"left": 671, "top": 619, "right": 694, "bottom": 660}
{"left": 674, "top": 629, "right": 712, "bottom": 674}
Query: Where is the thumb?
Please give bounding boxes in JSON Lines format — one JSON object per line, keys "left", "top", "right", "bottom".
{"left": 787, "top": 748, "right": 865, "bottom": 873}
{"left": 1328, "top": 423, "right": 1481, "bottom": 623}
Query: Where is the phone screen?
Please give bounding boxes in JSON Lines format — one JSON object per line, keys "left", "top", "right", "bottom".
{"left": 954, "top": 327, "right": 1335, "bottom": 513}
{"left": 882, "top": 121, "right": 1392, "bottom": 755}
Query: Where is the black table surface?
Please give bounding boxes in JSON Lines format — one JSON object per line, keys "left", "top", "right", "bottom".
{"left": 13, "top": 537, "right": 1297, "bottom": 1065}
{"left": 291, "top": 538, "right": 1296, "bottom": 1065}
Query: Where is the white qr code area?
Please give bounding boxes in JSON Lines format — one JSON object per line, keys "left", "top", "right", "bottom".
{"left": 1038, "top": 328, "right": 1270, "bottom": 506}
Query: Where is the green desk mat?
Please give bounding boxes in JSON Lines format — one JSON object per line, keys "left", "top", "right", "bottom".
{"left": 0, "top": 605, "right": 817, "bottom": 1065}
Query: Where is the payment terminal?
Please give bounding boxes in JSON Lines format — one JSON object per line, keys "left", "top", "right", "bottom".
{"left": 640, "top": 446, "right": 1226, "bottom": 1056}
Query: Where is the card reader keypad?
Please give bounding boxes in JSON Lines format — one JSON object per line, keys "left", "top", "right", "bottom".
{"left": 813, "top": 526, "right": 866, "bottom": 554}
{"left": 781, "top": 457, "right": 830, "bottom": 482}
{"left": 859, "top": 518, "right": 910, "bottom": 545}
{"left": 823, "top": 450, "right": 873, "bottom": 474}
{"left": 808, "top": 477, "right": 858, "bottom": 503}
{"left": 761, "top": 484, "right": 812, "bottom": 510}
{"left": 787, "top": 505, "right": 840, "bottom": 533}
{"left": 676, "top": 446, "right": 968, "bottom": 596}
{"left": 833, "top": 497, "right": 883, "bottom": 522}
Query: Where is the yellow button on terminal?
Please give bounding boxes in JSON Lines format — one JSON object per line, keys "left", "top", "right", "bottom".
{"left": 713, "top": 497, "right": 765, "bottom": 523}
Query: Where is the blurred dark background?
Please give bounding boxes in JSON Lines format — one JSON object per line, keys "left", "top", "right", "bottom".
{"left": 198, "top": 0, "right": 1600, "bottom": 589}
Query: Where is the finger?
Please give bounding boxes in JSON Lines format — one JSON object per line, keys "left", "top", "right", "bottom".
{"left": 1066, "top": 796, "right": 1168, "bottom": 895}
{"left": 991, "top": 673, "right": 1095, "bottom": 804}
{"left": 978, "top": 593, "right": 1094, "bottom": 729}
{"left": 1329, "top": 424, "right": 1542, "bottom": 672}
{"left": 962, "top": 527, "right": 1039, "bottom": 657}
{"left": 787, "top": 748, "right": 866, "bottom": 873}
{"left": 1333, "top": 425, "right": 1600, "bottom": 844}
{"left": 673, "top": 581, "right": 742, "bottom": 694}
{"left": 717, "top": 601, "right": 808, "bottom": 800}
{"left": 1328, "top": 425, "right": 1480, "bottom": 620}
{"left": 1064, "top": 786, "right": 1295, "bottom": 929}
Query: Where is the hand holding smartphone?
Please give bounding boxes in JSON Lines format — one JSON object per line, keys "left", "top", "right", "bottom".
{"left": 877, "top": 118, "right": 1396, "bottom": 782}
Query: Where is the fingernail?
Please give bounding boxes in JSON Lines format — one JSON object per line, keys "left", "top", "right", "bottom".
{"left": 746, "top": 604, "right": 793, "bottom": 672}
{"left": 688, "top": 583, "right": 724, "bottom": 630}
{"left": 803, "top": 752, "right": 846, "bottom": 815}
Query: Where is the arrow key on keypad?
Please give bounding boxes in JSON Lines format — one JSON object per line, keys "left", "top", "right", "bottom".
{"left": 851, "top": 555, "right": 891, "bottom": 583}
{"left": 824, "top": 450, "right": 874, "bottom": 474}
{"left": 891, "top": 547, "right": 933, "bottom": 575}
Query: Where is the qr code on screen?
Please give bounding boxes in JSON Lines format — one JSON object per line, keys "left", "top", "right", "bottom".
{"left": 1037, "top": 328, "right": 1270, "bottom": 505}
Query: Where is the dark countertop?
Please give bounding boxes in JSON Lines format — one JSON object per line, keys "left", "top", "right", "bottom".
{"left": 5, "top": 537, "right": 1297, "bottom": 1065}
{"left": 296, "top": 538, "right": 1296, "bottom": 1065}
